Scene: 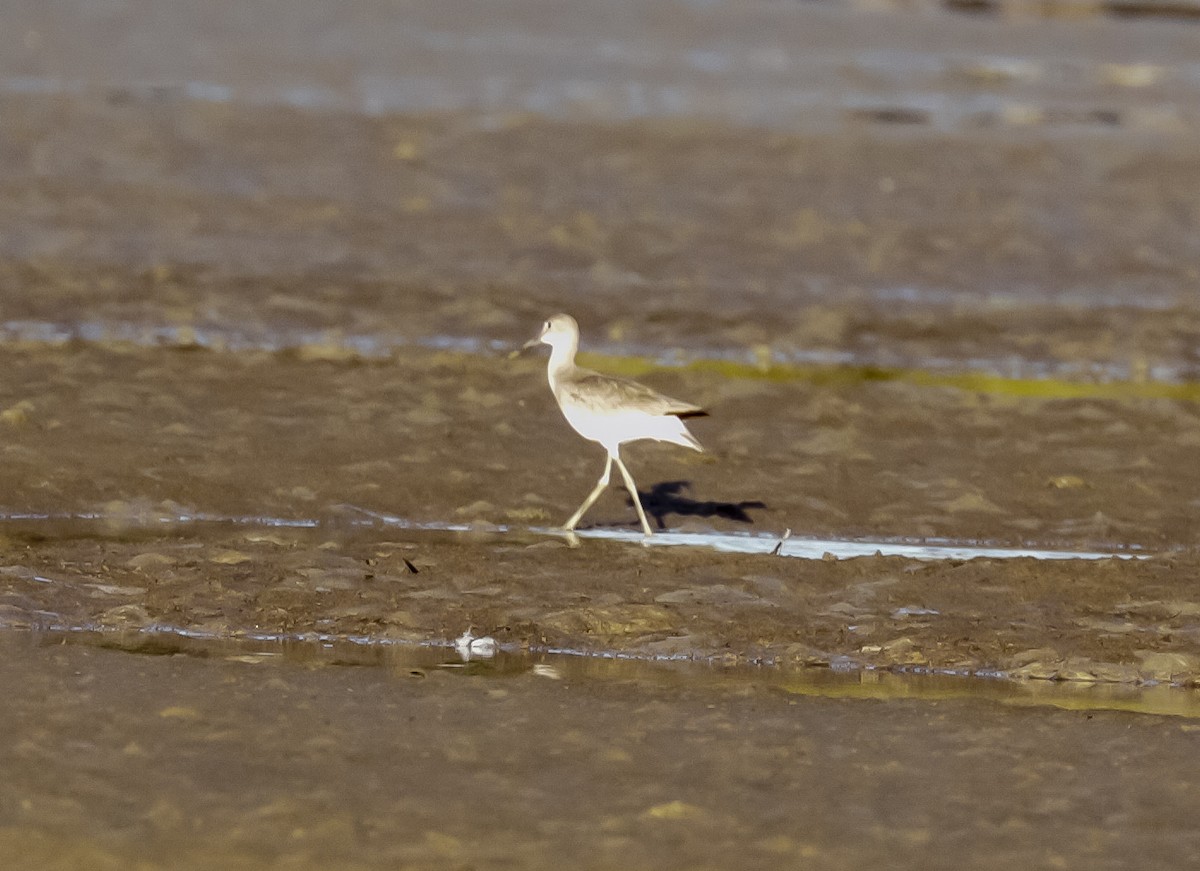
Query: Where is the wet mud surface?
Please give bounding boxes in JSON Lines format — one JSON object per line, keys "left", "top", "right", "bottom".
{"left": 2, "top": 522, "right": 1200, "bottom": 684}
{"left": 3, "top": 636, "right": 1200, "bottom": 871}
{"left": 4, "top": 0, "right": 1200, "bottom": 866}
{"left": 4, "top": 100, "right": 1200, "bottom": 382}
{"left": 0, "top": 342, "right": 1199, "bottom": 681}
{"left": 1, "top": 343, "right": 1198, "bottom": 551}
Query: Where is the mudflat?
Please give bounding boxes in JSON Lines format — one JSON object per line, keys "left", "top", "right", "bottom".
{"left": 3, "top": 0, "right": 1200, "bottom": 867}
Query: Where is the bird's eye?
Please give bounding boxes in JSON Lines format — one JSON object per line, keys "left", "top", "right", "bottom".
{"left": 543, "top": 321, "right": 551, "bottom": 330}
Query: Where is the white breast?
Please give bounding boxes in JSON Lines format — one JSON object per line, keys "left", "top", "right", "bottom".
{"left": 560, "top": 403, "right": 695, "bottom": 454}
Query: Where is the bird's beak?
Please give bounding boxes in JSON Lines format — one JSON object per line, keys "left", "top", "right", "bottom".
{"left": 508, "top": 335, "right": 543, "bottom": 360}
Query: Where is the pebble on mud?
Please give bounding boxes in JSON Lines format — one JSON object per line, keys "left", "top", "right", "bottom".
{"left": 454, "top": 500, "right": 495, "bottom": 518}
{"left": 541, "top": 604, "right": 677, "bottom": 638}
{"left": 642, "top": 801, "right": 707, "bottom": 821}
{"left": 1056, "top": 658, "right": 1104, "bottom": 682}
{"left": 0, "top": 400, "right": 34, "bottom": 426}
{"left": 654, "top": 585, "right": 766, "bottom": 606}
{"left": 158, "top": 706, "right": 201, "bottom": 720}
{"left": 1085, "top": 661, "right": 1143, "bottom": 683}
{"left": 1010, "top": 660, "right": 1062, "bottom": 680}
{"left": 97, "top": 604, "right": 152, "bottom": 627}
{"left": 84, "top": 582, "right": 145, "bottom": 597}
{"left": 125, "top": 552, "right": 177, "bottom": 570}
{"left": 941, "top": 492, "right": 1005, "bottom": 514}
{"left": 1047, "top": 475, "right": 1087, "bottom": 489}
{"left": 505, "top": 506, "right": 551, "bottom": 523}
{"left": 1137, "top": 652, "right": 1200, "bottom": 682}
{"left": 209, "top": 550, "right": 253, "bottom": 565}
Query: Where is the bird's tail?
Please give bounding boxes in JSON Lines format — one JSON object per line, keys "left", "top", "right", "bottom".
{"left": 671, "top": 418, "right": 704, "bottom": 452}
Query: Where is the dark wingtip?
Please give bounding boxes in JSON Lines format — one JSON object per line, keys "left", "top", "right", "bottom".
{"left": 676, "top": 409, "right": 709, "bottom": 419}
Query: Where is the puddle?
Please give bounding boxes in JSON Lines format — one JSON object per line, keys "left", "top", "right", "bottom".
{"left": 558, "top": 526, "right": 1144, "bottom": 561}
{"left": 530, "top": 655, "right": 1200, "bottom": 719}
{"left": 15, "top": 628, "right": 1200, "bottom": 719}
{"left": 336, "top": 506, "right": 1149, "bottom": 561}
{"left": 0, "top": 507, "right": 1140, "bottom": 562}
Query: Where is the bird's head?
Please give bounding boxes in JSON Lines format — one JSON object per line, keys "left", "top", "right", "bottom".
{"left": 521, "top": 313, "right": 579, "bottom": 353}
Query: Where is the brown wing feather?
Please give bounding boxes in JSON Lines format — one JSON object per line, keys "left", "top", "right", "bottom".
{"left": 560, "top": 370, "right": 705, "bottom": 418}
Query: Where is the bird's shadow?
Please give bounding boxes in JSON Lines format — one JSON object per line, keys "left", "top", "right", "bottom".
{"left": 626, "top": 480, "right": 766, "bottom": 531}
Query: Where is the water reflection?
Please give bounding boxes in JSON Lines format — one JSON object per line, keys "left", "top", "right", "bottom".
{"left": 17, "top": 629, "right": 1200, "bottom": 718}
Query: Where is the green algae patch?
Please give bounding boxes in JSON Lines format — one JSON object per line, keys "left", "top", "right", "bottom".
{"left": 774, "top": 668, "right": 1200, "bottom": 719}
{"left": 576, "top": 352, "right": 1200, "bottom": 402}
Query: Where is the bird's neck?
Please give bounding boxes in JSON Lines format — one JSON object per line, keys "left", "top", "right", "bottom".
{"left": 546, "top": 339, "right": 577, "bottom": 389}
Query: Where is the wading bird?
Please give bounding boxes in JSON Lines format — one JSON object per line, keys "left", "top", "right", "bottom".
{"left": 522, "top": 314, "right": 706, "bottom": 536}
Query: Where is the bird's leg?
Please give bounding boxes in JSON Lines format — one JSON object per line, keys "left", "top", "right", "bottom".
{"left": 564, "top": 454, "right": 612, "bottom": 531}
{"left": 613, "top": 454, "right": 653, "bottom": 537}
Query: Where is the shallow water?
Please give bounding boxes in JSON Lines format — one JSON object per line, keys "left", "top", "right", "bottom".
{"left": 3, "top": 632, "right": 1200, "bottom": 870}
{"left": 28, "top": 627, "right": 1200, "bottom": 718}
{"left": 0, "top": 503, "right": 1150, "bottom": 563}
{"left": 557, "top": 526, "right": 1144, "bottom": 560}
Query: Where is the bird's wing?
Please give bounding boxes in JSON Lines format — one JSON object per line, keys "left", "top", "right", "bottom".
{"left": 561, "top": 370, "right": 706, "bottom": 418}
